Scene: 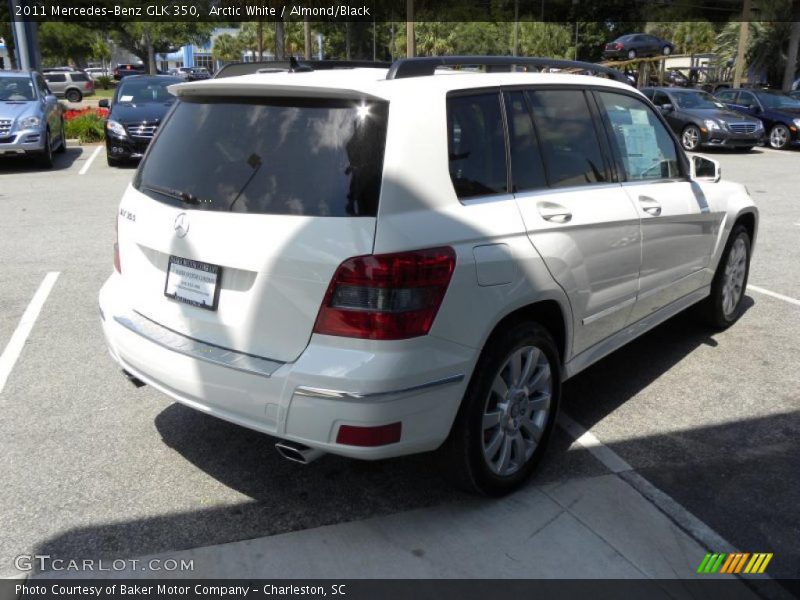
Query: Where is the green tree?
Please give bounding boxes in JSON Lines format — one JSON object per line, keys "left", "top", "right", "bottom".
{"left": 212, "top": 32, "right": 240, "bottom": 63}
{"left": 37, "top": 23, "right": 97, "bottom": 68}
{"left": 516, "top": 22, "right": 573, "bottom": 58}
{"left": 645, "top": 21, "right": 718, "bottom": 55}
{"left": 110, "top": 23, "right": 214, "bottom": 74}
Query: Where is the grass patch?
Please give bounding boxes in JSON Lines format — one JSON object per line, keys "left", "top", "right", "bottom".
{"left": 64, "top": 113, "right": 105, "bottom": 143}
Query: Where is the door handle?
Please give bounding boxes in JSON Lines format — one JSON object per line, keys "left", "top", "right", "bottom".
{"left": 638, "top": 195, "right": 662, "bottom": 217}
{"left": 537, "top": 202, "right": 572, "bottom": 223}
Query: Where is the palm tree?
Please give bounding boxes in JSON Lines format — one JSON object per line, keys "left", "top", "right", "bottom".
{"left": 212, "top": 33, "right": 241, "bottom": 64}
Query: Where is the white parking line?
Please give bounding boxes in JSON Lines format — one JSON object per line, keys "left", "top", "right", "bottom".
{"left": 78, "top": 146, "right": 102, "bottom": 175}
{"left": 0, "top": 272, "right": 60, "bottom": 395}
{"left": 558, "top": 413, "right": 743, "bottom": 565}
{"left": 748, "top": 284, "right": 800, "bottom": 307}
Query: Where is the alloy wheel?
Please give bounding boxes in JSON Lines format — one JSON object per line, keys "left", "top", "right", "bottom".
{"left": 682, "top": 127, "right": 700, "bottom": 150}
{"left": 722, "top": 237, "right": 747, "bottom": 318}
{"left": 481, "top": 345, "right": 552, "bottom": 477}
{"left": 769, "top": 125, "right": 789, "bottom": 149}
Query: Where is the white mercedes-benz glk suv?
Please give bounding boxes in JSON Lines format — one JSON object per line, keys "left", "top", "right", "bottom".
{"left": 99, "top": 57, "right": 757, "bottom": 495}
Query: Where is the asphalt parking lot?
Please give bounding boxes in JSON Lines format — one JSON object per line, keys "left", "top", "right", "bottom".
{"left": 0, "top": 145, "right": 798, "bottom": 584}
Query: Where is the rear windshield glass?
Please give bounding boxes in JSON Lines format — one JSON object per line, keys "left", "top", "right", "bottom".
{"left": 134, "top": 97, "right": 388, "bottom": 217}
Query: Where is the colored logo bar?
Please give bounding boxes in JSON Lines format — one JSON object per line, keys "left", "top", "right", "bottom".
{"left": 696, "top": 552, "right": 773, "bottom": 574}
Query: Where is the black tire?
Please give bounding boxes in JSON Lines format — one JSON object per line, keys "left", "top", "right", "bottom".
{"left": 681, "top": 125, "right": 701, "bottom": 151}
{"left": 37, "top": 129, "right": 54, "bottom": 169}
{"left": 627, "top": 49, "right": 637, "bottom": 60}
{"left": 699, "top": 224, "right": 751, "bottom": 330}
{"left": 439, "top": 321, "right": 561, "bottom": 496}
{"left": 768, "top": 124, "right": 790, "bottom": 150}
{"left": 65, "top": 89, "right": 82, "bottom": 103}
{"left": 55, "top": 120, "right": 66, "bottom": 154}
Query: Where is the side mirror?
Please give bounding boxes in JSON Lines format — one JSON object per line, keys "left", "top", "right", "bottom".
{"left": 45, "top": 94, "right": 58, "bottom": 103}
{"left": 690, "top": 155, "right": 721, "bottom": 183}
{"left": 659, "top": 103, "right": 674, "bottom": 114}
{"left": 748, "top": 104, "right": 760, "bottom": 112}
{"left": 98, "top": 99, "right": 109, "bottom": 108}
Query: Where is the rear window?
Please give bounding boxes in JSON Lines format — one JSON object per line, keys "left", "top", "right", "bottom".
{"left": 134, "top": 97, "right": 388, "bottom": 217}
{"left": 44, "top": 74, "right": 66, "bottom": 83}
{"left": 70, "top": 73, "right": 89, "bottom": 82}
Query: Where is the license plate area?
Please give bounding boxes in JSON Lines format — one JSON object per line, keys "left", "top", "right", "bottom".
{"left": 164, "top": 256, "right": 222, "bottom": 311}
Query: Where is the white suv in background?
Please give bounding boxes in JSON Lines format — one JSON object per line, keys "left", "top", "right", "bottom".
{"left": 99, "top": 57, "right": 757, "bottom": 495}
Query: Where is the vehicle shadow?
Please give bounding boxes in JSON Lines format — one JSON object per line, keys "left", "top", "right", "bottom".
{"left": 0, "top": 146, "right": 82, "bottom": 174}
{"left": 35, "top": 296, "right": 795, "bottom": 575}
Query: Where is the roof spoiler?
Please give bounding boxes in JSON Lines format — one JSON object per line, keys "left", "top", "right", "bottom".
{"left": 385, "top": 56, "right": 631, "bottom": 85}
{"left": 213, "top": 58, "right": 392, "bottom": 79}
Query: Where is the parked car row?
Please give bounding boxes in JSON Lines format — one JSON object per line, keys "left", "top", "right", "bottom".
{"left": 642, "top": 86, "right": 800, "bottom": 151}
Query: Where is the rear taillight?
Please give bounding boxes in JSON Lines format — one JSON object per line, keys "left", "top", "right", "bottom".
{"left": 313, "top": 247, "right": 456, "bottom": 340}
{"left": 84, "top": 82, "right": 92, "bottom": 90}
{"left": 113, "top": 217, "right": 121, "bottom": 274}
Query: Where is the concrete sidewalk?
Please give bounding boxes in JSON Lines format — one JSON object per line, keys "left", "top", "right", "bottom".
{"left": 32, "top": 473, "right": 756, "bottom": 590}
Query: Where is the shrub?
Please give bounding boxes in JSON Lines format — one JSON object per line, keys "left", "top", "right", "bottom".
{"left": 97, "top": 75, "right": 113, "bottom": 90}
{"left": 64, "top": 113, "right": 105, "bottom": 143}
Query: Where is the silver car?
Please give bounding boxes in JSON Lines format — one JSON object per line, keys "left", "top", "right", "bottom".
{"left": 43, "top": 70, "right": 95, "bottom": 103}
{"left": 0, "top": 71, "right": 66, "bottom": 167}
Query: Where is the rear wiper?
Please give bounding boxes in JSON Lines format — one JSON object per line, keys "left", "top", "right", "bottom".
{"left": 143, "top": 183, "right": 200, "bottom": 205}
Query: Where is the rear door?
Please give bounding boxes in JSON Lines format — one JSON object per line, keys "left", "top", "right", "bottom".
{"left": 593, "top": 90, "right": 719, "bottom": 319}
{"left": 507, "top": 88, "right": 642, "bottom": 355}
{"left": 117, "top": 94, "right": 389, "bottom": 363}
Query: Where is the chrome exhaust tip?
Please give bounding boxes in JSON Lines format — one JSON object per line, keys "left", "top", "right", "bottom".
{"left": 275, "top": 440, "right": 325, "bottom": 464}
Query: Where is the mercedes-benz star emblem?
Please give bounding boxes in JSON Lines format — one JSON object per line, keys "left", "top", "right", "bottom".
{"left": 174, "top": 212, "right": 189, "bottom": 238}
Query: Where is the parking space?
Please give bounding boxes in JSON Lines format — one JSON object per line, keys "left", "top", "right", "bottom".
{"left": 0, "top": 147, "right": 798, "bottom": 583}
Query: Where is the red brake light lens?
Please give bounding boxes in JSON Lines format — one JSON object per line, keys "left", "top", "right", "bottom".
{"left": 313, "top": 247, "right": 456, "bottom": 340}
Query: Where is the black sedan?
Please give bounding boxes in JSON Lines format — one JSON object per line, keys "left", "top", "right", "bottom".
{"left": 641, "top": 87, "right": 764, "bottom": 151}
{"left": 716, "top": 88, "right": 800, "bottom": 149}
{"left": 603, "top": 34, "right": 674, "bottom": 60}
{"left": 99, "top": 75, "right": 182, "bottom": 166}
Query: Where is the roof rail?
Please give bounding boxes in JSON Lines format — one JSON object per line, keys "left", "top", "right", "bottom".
{"left": 385, "top": 56, "right": 631, "bottom": 85}
{"left": 213, "top": 59, "right": 392, "bottom": 79}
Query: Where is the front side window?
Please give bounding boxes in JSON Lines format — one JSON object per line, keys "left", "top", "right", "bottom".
{"left": 447, "top": 93, "right": 508, "bottom": 199}
{"left": 526, "top": 89, "right": 607, "bottom": 188}
{"left": 596, "top": 91, "right": 680, "bottom": 181}
{"left": 652, "top": 91, "right": 671, "bottom": 106}
{"left": 134, "top": 97, "right": 388, "bottom": 217}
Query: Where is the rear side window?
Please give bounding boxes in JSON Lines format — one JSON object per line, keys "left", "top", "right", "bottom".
{"left": 44, "top": 74, "right": 66, "bottom": 83}
{"left": 134, "top": 97, "right": 388, "bottom": 217}
{"left": 504, "top": 91, "right": 546, "bottom": 192}
{"left": 447, "top": 93, "right": 508, "bottom": 199}
{"left": 596, "top": 91, "right": 680, "bottom": 181}
{"left": 70, "top": 73, "right": 89, "bottom": 82}
{"left": 526, "top": 90, "right": 607, "bottom": 188}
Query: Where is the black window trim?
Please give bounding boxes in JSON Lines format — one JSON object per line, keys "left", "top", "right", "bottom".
{"left": 591, "top": 88, "right": 689, "bottom": 184}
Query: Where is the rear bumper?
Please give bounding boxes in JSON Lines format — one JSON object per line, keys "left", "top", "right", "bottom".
{"left": 0, "top": 128, "right": 46, "bottom": 155}
{"left": 99, "top": 273, "right": 474, "bottom": 460}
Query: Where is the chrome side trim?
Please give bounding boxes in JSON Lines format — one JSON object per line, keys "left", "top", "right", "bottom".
{"left": 582, "top": 296, "right": 636, "bottom": 325}
{"left": 565, "top": 286, "right": 709, "bottom": 380}
{"left": 113, "top": 311, "right": 284, "bottom": 378}
{"left": 294, "top": 374, "right": 465, "bottom": 403}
